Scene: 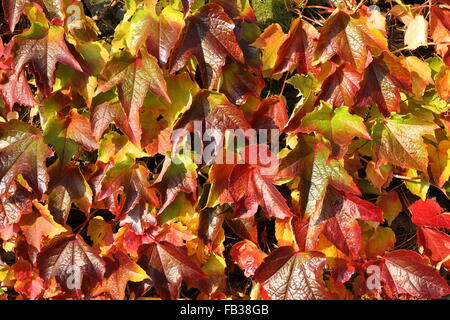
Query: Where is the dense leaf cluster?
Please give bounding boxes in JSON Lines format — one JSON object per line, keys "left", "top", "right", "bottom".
{"left": 0, "top": 0, "right": 449, "bottom": 300}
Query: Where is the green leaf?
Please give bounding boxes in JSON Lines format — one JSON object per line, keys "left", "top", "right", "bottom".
{"left": 299, "top": 101, "right": 371, "bottom": 159}
{"left": 372, "top": 114, "right": 438, "bottom": 173}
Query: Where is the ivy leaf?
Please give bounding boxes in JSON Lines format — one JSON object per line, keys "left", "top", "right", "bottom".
{"left": 13, "top": 25, "right": 83, "bottom": 97}
{"left": 408, "top": 199, "right": 450, "bottom": 229}
{"left": 321, "top": 187, "right": 383, "bottom": 259}
{"left": 0, "top": 0, "right": 63, "bottom": 33}
{"left": 371, "top": 114, "right": 437, "bottom": 173}
{"left": 2, "top": 0, "right": 31, "bottom": 32}
{"left": 44, "top": 109, "right": 98, "bottom": 164}
{"left": 0, "top": 120, "right": 52, "bottom": 198}
{"left": 0, "top": 70, "right": 36, "bottom": 111}
{"left": 314, "top": 10, "right": 387, "bottom": 73}
{"left": 298, "top": 101, "right": 370, "bottom": 159}
{"left": 355, "top": 52, "right": 412, "bottom": 115}
{"left": 0, "top": 183, "right": 33, "bottom": 230}
{"left": 154, "top": 153, "right": 197, "bottom": 214}
{"left": 317, "top": 63, "right": 362, "bottom": 108}
{"left": 363, "top": 226, "right": 396, "bottom": 260}
{"left": 428, "top": 140, "right": 450, "bottom": 188}
{"left": 97, "top": 132, "right": 149, "bottom": 166}
{"left": 220, "top": 61, "right": 264, "bottom": 105}
{"left": 119, "top": 200, "right": 157, "bottom": 235}
{"left": 249, "top": 96, "right": 288, "bottom": 132}
{"left": 254, "top": 246, "right": 333, "bottom": 300}
{"left": 143, "top": 72, "right": 199, "bottom": 127}
{"left": 95, "top": 49, "right": 170, "bottom": 146}
{"left": 228, "top": 146, "right": 293, "bottom": 219}
{"left": 129, "top": 5, "right": 185, "bottom": 65}
{"left": 93, "top": 250, "right": 149, "bottom": 300}
{"left": 230, "top": 240, "right": 266, "bottom": 277}
{"left": 172, "top": 90, "right": 252, "bottom": 164}
{"left": 381, "top": 250, "right": 450, "bottom": 299}
{"left": 376, "top": 190, "right": 402, "bottom": 226}
{"left": 11, "top": 259, "right": 44, "bottom": 300}
{"left": 37, "top": 235, "right": 106, "bottom": 292}
{"left": 402, "top": 56, "right": 434, "bottom": 97}
{"left": 19, "top": 203, "right": 67, "bottom": 251}
{"left": 272, "top": 17, "right": 319, "bottom": 76}
{"left": 251, "top": 24, "right": 287, "bottom": 77}
{"left": 283, "top": 73, "right": 321, "bottom": 132}
{"left": 169, "top": 3, "right": 245, "bottom": 89}
{"left": 98, "top": 158, "right": 160, "bottom": 215}
{"left": 417, "top": 226, "right": 450, "bottom": 268}
{"left": 137, "top": 241, "right": 207, "bottom": 300}
{"left": 90, "top": 93, "right": 135, "bottom": 144}
{"left": 279, "top": 140, "right": 361, "bottom": 251}
{"left": 430, "top": 6, "right": 450, "bottom": 66}
{"left": 47, "top": 163, "right": 93, "bottom": 225}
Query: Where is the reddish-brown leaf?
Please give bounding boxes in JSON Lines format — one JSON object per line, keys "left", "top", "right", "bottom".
{"left": 13, "top": 26, "right": 83, "bottom": 97}
{"left": 272, "top": 17, "right": 319, "bottom": 76}
{"left": 137, "top": 241, "right": 207, "bottom": 300}
{"left": 355, "top": 52, "right": 412, "bottom": 115}
{"left": 169, "top": 3, "right": 245, "bottom": 89}
{"left": 254, "top": 246, "right": 333, "bottom": 300}
{"left": 37, "top": 235, "right": 106, "bottom": 292}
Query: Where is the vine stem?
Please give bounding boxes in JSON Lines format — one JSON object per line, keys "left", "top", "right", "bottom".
{"left": 279, "top": 71, "right": 290, "bottom": 96}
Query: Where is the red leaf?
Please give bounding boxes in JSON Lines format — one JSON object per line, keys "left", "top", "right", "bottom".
{"left": 220, "top": 61, "right": 264, "bottom": 105}
{"left": 0, "top": 70, "right": 36, "bottom": 111}
{"left": 2, "top": 0, "right": 31, "bottom": 32}
{"left": 408, "top": 199, "right": 450, "bottom": 229}
{"left": 228, "top": 145, "right": 293, "bottom": 219}
{"left": 98, "top": 161, "right": 160, "bottom": 216}
{"left": 153, "top": 154, "right": 197, "bottom": 214}
{"left": 0, "top": 182, "right": 33, "bottom": 230}
{"left": 230, "top": 240, "right": 266, "bottom": 277}
{"left": 381, "top": 250, "right": 450, "bottom": 299}
{"left": 249, "top": 96, "right": 288, "bottom": 131}
{"left": 95, "top": 50, "right": 170, "bottom": 146}
{"left": 0, "top": 120, "right": 52, "bottom": 198}
{"left": 12, "top": 260, "right": 44, "bottom": 300}
{"left": 417, "top": 226, "right": 450, "bottom": 267}
{"left": 322, "top": 187, "right": 383, "bottom": 259}
{"left": 314, "top": 10, "right": 387, "bottom": 73}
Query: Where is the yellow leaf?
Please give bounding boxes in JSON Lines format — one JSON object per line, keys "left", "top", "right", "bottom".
{"left": 251, "top": 24, "right": 287, "bottom": 78}
{"left": 275, "top": 217, "right": 298, "bottom": 250}
{"left": 405, "top": 169, "right": 429, "bottom": 200}
{"left": 376, "top": 191, "right": 403, "bottom": 226}
{"left": 363, "top": 225, "right": 396, "bottom": 260}
{"left": 87, "top": 216, "right": 114, "bottom": 255}
{"left": 403, "top": 56, "right": 434, "bottom": 96}
{"left": 428, "top": 140, "right": 450, "bottom": 188}
{"left": 405, "top": 15, "right": 428, "bottom": 50}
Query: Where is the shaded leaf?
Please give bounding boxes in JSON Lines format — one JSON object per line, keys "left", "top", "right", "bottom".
{"left": 169, "top": 3, "right": 244, "bottom": 89}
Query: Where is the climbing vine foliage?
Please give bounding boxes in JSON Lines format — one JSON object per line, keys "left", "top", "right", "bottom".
{"left": 0, "top": 0, "right": 450, "bottom": 300}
